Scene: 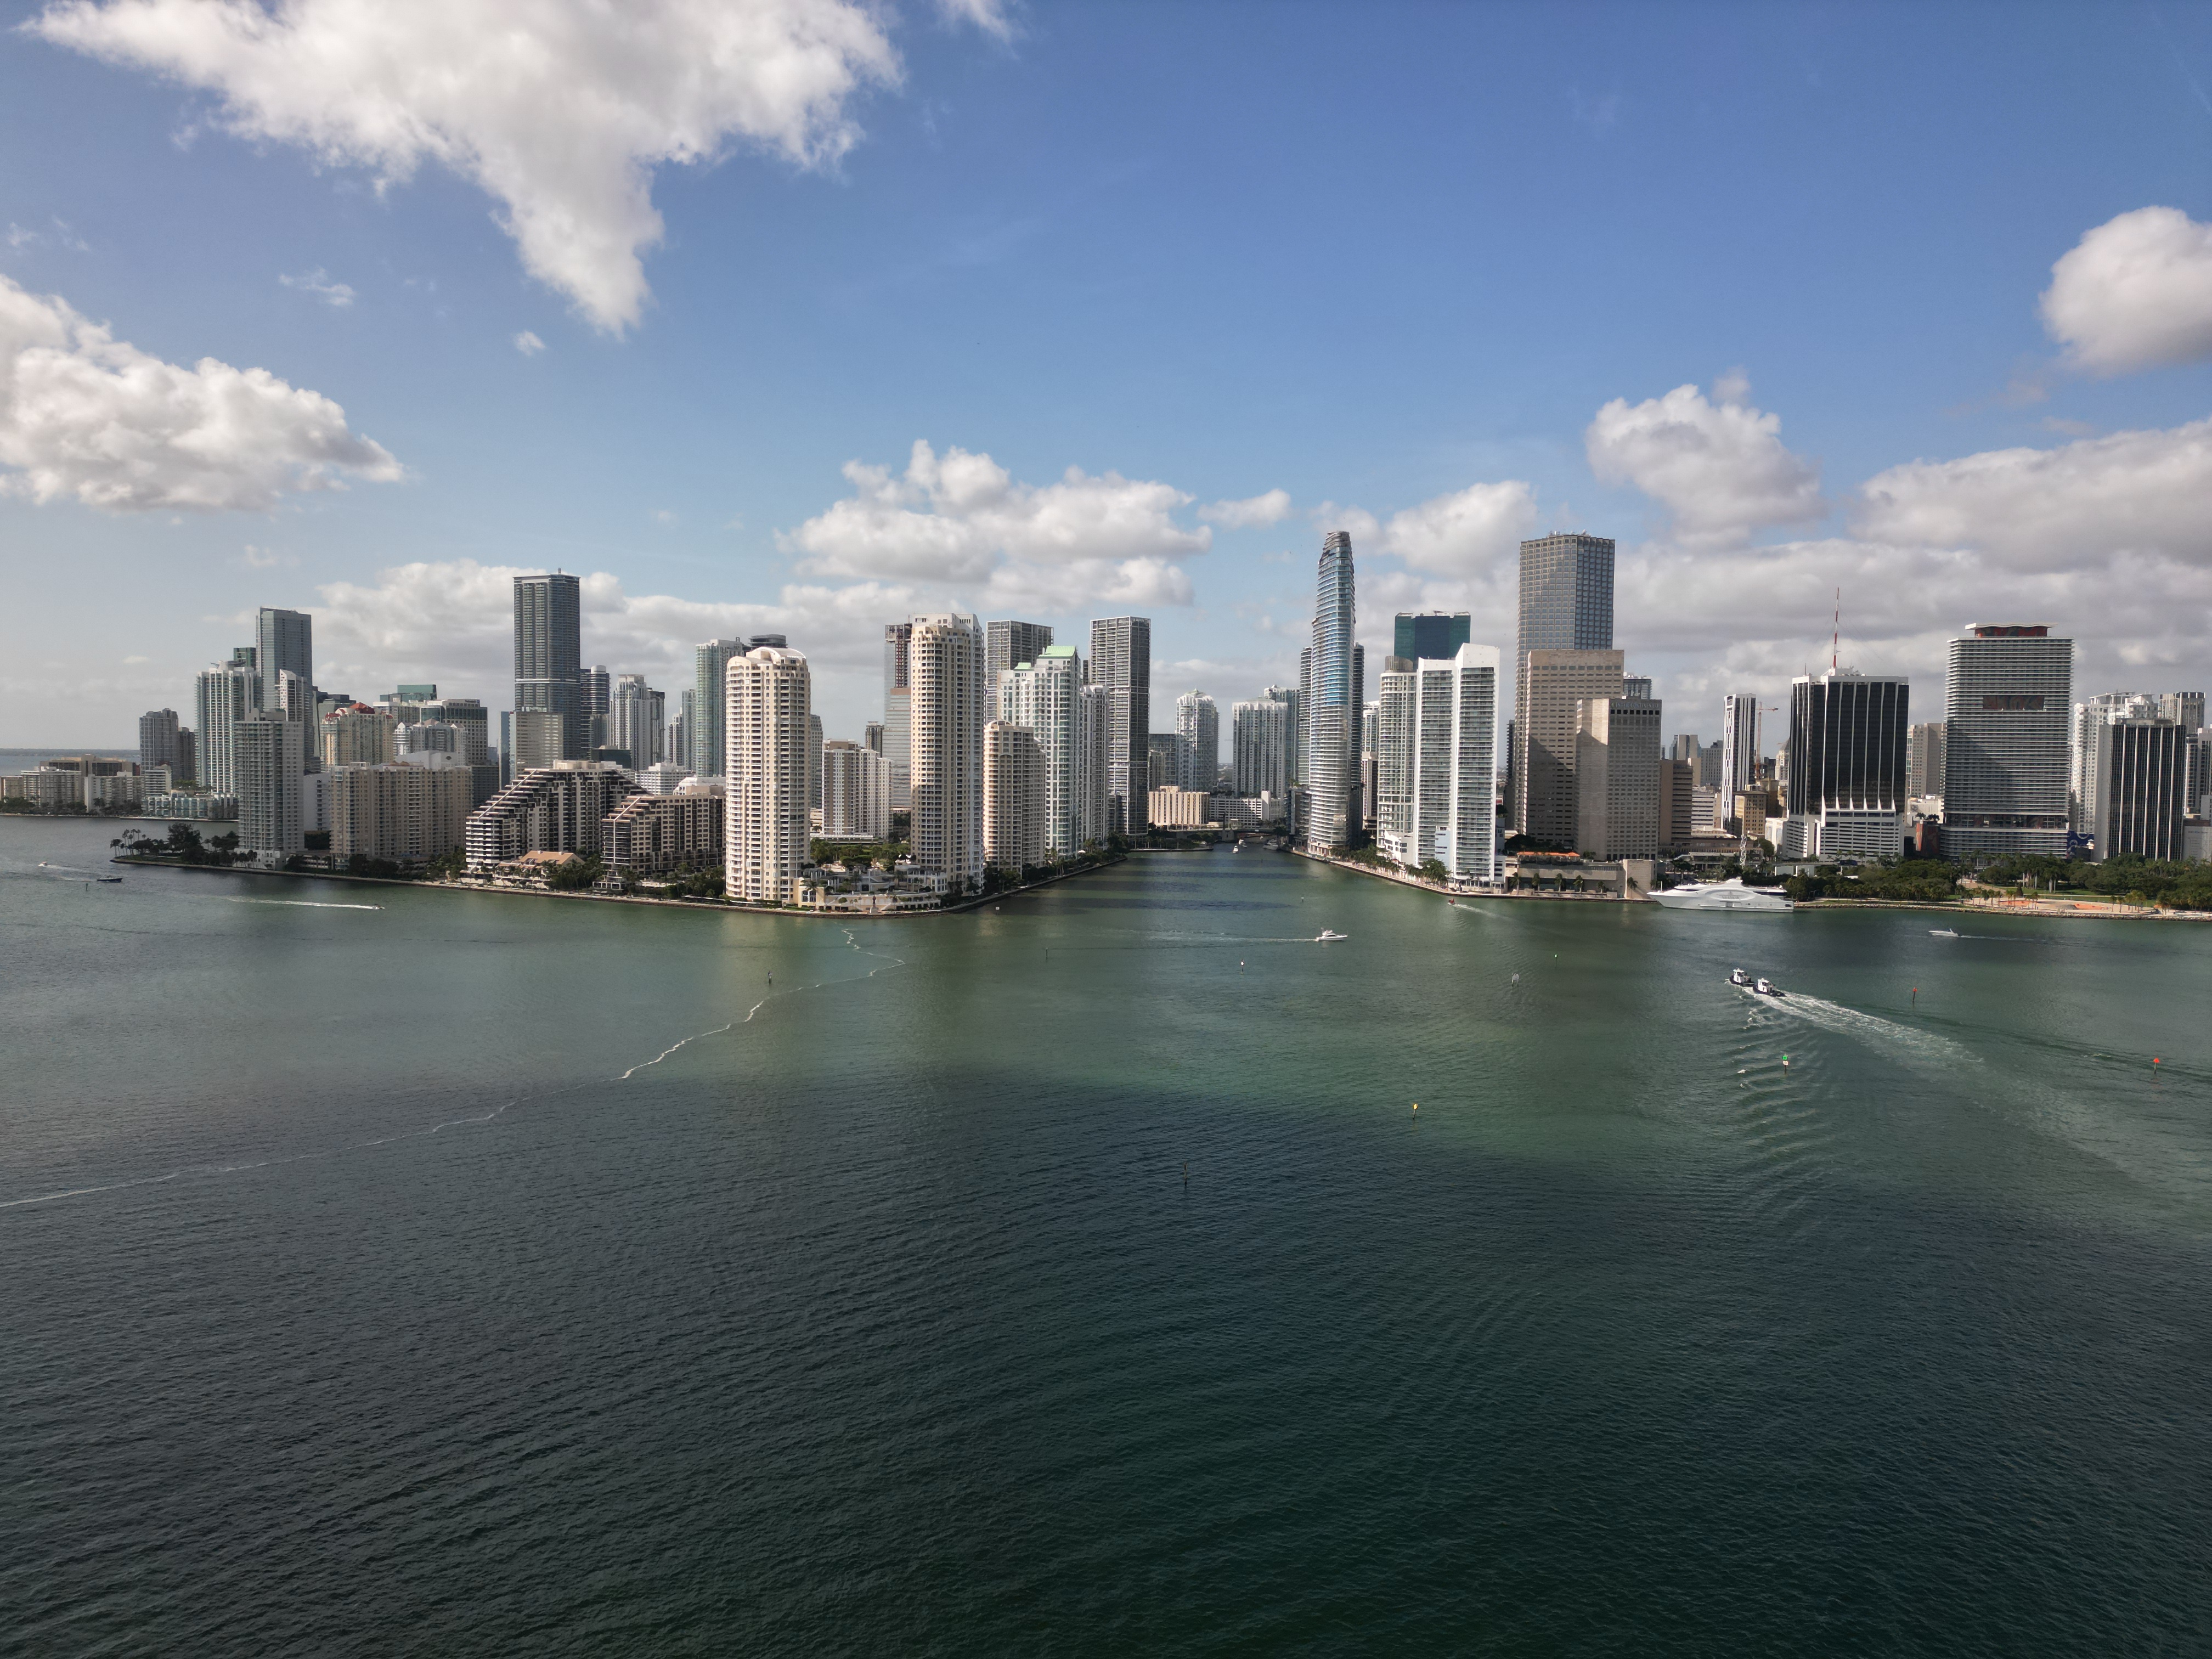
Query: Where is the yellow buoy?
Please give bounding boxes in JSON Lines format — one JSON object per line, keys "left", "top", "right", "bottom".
{"left": 1412, "top": 1103, "right": 1419, "bottom": 1113}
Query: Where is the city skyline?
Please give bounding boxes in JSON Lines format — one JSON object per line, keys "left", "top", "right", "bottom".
{"left": 4, "top": 7, "right": 2211, "bottom": 746}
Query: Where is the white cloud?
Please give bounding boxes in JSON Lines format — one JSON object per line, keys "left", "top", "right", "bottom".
{"left": 512, "top": 329, "right": 546, "bottom": 356}
{"left": 32, "top": 0, "right": 999, "bottom": 334}
{"left": 1853, "top": 415, "right": 2212, "bottom": 569}
{"left": 1306, "top": 501, "right": 1382, "bottom": 550}
{"left": 785, "top": 438, "right": 1210, "bottom": 611}
{"left": 1585, "top": 380, "right": 1826, "bottom": 546}
{"left": 1381, "top": 479, "right": 1538, "bottom": 576}
{"left": 279, "top": 268, "right": 354, "bottom": 307}
{"left": 4, "top": 218, "right": 89, "bottom": 252}
{"left": 2041, "top": 206, "right": 2212, "bottom": 376}
{"left": 934, "top": 0, "right": 1014, "bottom": 40}
{"left": 0, "top": 273, "right": 400, "bottom": 512}
{"left": 1199, "top": 487, "right": 1291, "bottom": 528}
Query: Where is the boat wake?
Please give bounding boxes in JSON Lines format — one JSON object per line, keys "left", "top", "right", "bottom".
{"left": 2, "top": 928, "right": 910, "bottom": 1211}
{"left": 1741, "top": 988, "right": 1973, "bottom": 1066}
{"left": 228, "top": 898, "right": 383, "bottom": 911}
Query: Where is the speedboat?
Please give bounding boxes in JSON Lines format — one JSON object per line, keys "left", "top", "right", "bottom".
{"left": 1753, "top": 977, "right": 1784, "bottom": 997}
{"left": 1728, "top": 967, "right": 1751, "bottom": 986}
{"left": 1928, "top": 928, "right": 1958, "bottom": 938}
{"left": 1315, "top": 929, "right": 1348, "bottom": 942}
{"left": 1652, "top": 877, "right": 1792, "bottom": 912}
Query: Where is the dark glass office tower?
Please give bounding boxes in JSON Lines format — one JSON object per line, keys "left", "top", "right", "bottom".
{"left": 254, "top": 608, "right": 314, "bottom": 706}
{"left": 512, "top": 573, "right": 584, "bottom": 763}
{"left": 1784, "top": 670, "right": 1910, "bottom": 859}
{"left": 1393, "top": 611, "right": 1471, "bottom": 662}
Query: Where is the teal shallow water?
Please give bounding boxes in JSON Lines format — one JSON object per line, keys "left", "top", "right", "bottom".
{"left": 4, "top": 816, "right": 2209, "bottom": 1655}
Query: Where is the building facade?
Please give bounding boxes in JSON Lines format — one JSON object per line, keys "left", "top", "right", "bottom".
{"left": 603, "top": 791, "right": 724, "bottom": 875}
{"left": 724, "top": 646, "right": 812, "bottom": 902}
{"left": 321, "top": 703, "right": 396, "bottom": 767}
{"left": 139, "top": 708, "right": 188, "bottom": 780}
{"left": 255, "top": 607, "right": 313, "bottom": 699}
{"left": 1176, "top": 690, "right": 1219, "bottom": 791}
{"left": 1942, "top": 625, "right": 2073, "bottom": 861}
{"left": 883, "top": 622, "right": 913, "bottom": 811}
{"left": 983, "top": 721, "right": 1046, "bottom": 874}
{"left": 820, "top": 740, "right": 891, "bottom": 840}
{"left": 1393, "top": 611, "right": 1471, "bottom": 663}
{"left": 1515, "top": 648, "right": 1625, "bottom": 848}
{"left": 999, "top": 645, "right": 1091, "bottom": 856}
{"left": 1232, "top": 694, "right": 1291, "bottom": 799}
{"left": 234, "top": 713, "right": 306, "bottom": 858}
{"left": 1908, "top": 720, "right": 1948, "bottom": 803}
{"left": 691, "top": 639, "right": 745, "bottom": 777}
{"left": 2092, "top": 720, "right": 2192, "bottom": 862}
{"left": 465, "top": 761, "right": 643, "bottom": 870}
{"left": 514, "top": 574, "right": 585, "bottom": 762}
{"left": 330, "top": 764, "right": 472, "bottom": 863}
{"left": 1304, "top": 533, "right": 1359, "bottom": 852}
{"left": 1379, "top": 644, "right": 1500, "bottom": 881}
{"left": 1088, "top": 616, "right": 1152, "bottom": 835}
{"left": 194, "top": 662, "right": 257, "bottom": 795}
{"left": 1576, "top": 693, "right": 1662, "bottom": 861}
{"left": 985, "top": 620, "right": 1053, "bottom": 723}
{"left": 1781, "top": 670, "right": 1910, "bottom": 860}
{"left": 909, "top": 614, "right": 986, "bottom": 890}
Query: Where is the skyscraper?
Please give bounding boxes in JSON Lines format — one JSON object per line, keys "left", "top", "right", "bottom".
{"left": 821, "top": 741, "right": 891, "bottom": 840}
{"left": 1576, "top": 691, "right": 1662, "bottom": 861}
{"left": 254, "top": 607, "right": 313, "bottom": 706}
{"left": 1176, "top": 691, "right": 1219, "bottom": 791}
{"left": 1515, "top": 649, "right": 1626, "bottom": 847}
{"left": 234, "top": 712, "right": 306, "bottom": 858}
{"left": 1079, "top": 683, "right": 1111, "bottom": 844}
{"left": 194, "top": 660, "right": 257, "bottom": 794}
{"left": 1908, "top": 720, "right": 1948, "bottom": 800}
{"left": 1378, "top": 645, "right": 1500, "bottom": 881}
{"left": 1088, "top": 616, "right": 1151, "bottom": 835}
{"left": 692, "top": 639, "right": 745, "bottom": 777}
{"left": 1304, "top": 533, "right": 1358, "bottom": 852}
{"left": 608, "top": 674, "right": 662, "bottom": 768}
{"left": 1782, "top": 672, "right": 1910, "bottom": 860}
{"left": 139, "top": 708, "right": 184, "bottom": 776}
{"left": 999, "top": 644, "right": 1089, "bottom": 856}
{"left": 1231, "top": 695, "right": 1290, "bottom": 798}
{"left": 1394, "top": 612, "right": 1471, "bottom": 663}
{"left": 883, "top": 622, "right": 913, "bottom": 811}
{"left": 1943, "top": 624, "right": 2073, "bottom": 861}
{"left": 581, "top": 665, "right": 612, "bottom": 751}
{"left": 514, "top": 574, "right": 584, "bottom": 761}
{"left": 1513, "top": 534, "right": 1615, "bottom": 842}
{"left": 985, "top": 620, "right": 1054, "bottom": 722}
{"left": 2093, "top": 720, "right": 2191, "bottom": 862}
{"left": 724, "top": 646, "right": 812, "bottom": 902}
{"left": 1719, "top": 692, "right": 1762, "bottom": 819}
{"left": 909, "top": 613, "right": 986, "bottom": 889}
{"left": 983, "top": 721, "right": 1046, "bottom": 876}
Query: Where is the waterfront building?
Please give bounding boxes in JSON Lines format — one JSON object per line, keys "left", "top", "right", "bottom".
{"left": 1177, "top": 691, "right": 1219, "bottom": 790}
{"left": 1780, "top": 671, "right": 1910, "bottom": 860}
{"left": 1659, "top": 758, "right": 1697, "bottom": 853}
{"left": 1576, "top": 691, "right": 1662, "bottom": 861}
{"left": 603, "top": 791, "right": 724, "bottom": 876}
{"left": 1380, "top": 644, "right": 1501, "bottom": 882}
{"left": 1000, "top": 645, "right": 1092, "bottom": 856}
{"left": 145, "top": 791, "right": 236, "bottom": 821}
{"left": 234, "top": 713, "right": 306, "bottom": 859}
{"left": 1080, "top": 683, "right": 1111, "bottom": 844}
{"left": 883, "top": 622, "right": 913, "bottom": 810}
{"left": 330, "top": 763, "right": 472, "bottom": 863}
{"left": 1719, "top": 692, "right": 1762, "bottom": 823}
{"left": 690, "top": 639, "right": 746, "bottom": 778}
{"left": 139, "top": 708, "right": 187, "bottom": 779}
{"left": 1088, "top": 616, "right": 1152, "bottom": 835}
{"left": 1516, "top": 648, "right": 1626, "bottom": 849}
{"left": 1513, "top": 533, "right": 1616, "bottom": 842}
{"left": 321, "top": 703, "right": 396, "bottom": 767}
{"left": 724, "top": 646, "right": 812, "bottom": 902}
{"left": 1394, "top": 611, "right": 1471, "bottom": 663}
{"left": 985, "top": 621, "right": 1053, "bottom": 722}
{"left": 1304, "top": 533, "right": 1359, "bottom": 852}
{"left": 909, "top": 614, "right": 986, "bottom": 890}
{"left": 194, "top": 661, "right": 258, "bottom": 795}
{"left": 465, "top": 761, "right": 644, "bottom": 871}
{"left": 1232, "top": 695, "right": 1291, "bottom": 798}
{"left": 820, "top": 741, "right": 891, "bottom": 840}
{"left": 514, "top": 574, "right": 586, "bottom": 761}
{"left": 1518, "top": 533, "right": 1615, "bottom": 653}
{"left": 983, "top": 721, "right": 1046, "bottom": 874}
{"left": 1148, "top": 787, "right": 1210, "bottom": 828}
{"left": 255, "top": 607, "right": 313, "bottom": 703}
{"left": 2071, "top": 692, "right": 2203, "bottom": 830}
{"left": 1942, "top": 625, "right": 2073, "bottom": 861}
{"left": 2092, "top": 720, "right": 2192, "bottom": 861}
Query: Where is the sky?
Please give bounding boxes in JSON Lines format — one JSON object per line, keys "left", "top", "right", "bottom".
{"left": 3, "top": 0, "right": 2210, "bottom": 751}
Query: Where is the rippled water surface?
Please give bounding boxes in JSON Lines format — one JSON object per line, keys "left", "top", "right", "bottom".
{"left": 5, "top": 816, "right": 2210, "bottom": 1655}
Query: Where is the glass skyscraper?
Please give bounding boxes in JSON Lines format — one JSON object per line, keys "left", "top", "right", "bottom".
{"left": 512, "top": 573, "right": 584, "bottom": 763}
{"left": 1304, "top": 532, "right": 1358, "bottom": 853}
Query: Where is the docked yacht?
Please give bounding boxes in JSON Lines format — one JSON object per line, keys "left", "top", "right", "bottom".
{"left": 1652, "top": 877, "right": 1792, "bottom": 913}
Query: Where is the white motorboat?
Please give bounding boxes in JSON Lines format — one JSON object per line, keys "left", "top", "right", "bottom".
{"left": 1652, "top": 877, "right": 1793, "bottom": 913}
{"left": 1928, "top": 928, "right": 1958, "bottom": 938}
{"left": 1315, "top": 929, "right": 1348, "bottom": 942}
{"left": 1753, "top": 977, "right": 1784, "bottom": 997}
{"left": 1728, "top": 967, "right": 1752, "bottom": 986}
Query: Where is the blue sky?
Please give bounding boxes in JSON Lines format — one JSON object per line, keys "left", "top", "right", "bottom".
{"left": 3, "top": 0, "right": 2210, "bottom": 747}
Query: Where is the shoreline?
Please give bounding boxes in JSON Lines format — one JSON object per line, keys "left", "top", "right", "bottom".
{"left": 105, "top": 853, "right": 1126, "bottom": 918}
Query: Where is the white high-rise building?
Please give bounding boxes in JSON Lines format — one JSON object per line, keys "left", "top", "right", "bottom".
{"left": 883, "top": 623, "right": 913, "bottom": 811}
{"left": 1087, "top": 616, "right": 1151, "bottom": 835}
{"left": 1719, "top": 692, "right": 1761, "bottom": 822}
{"left": 234, "top": 713, "right": 306, "bottom": 859}
{"left": 194, "top": 661, "right": 257, "bottom": 795}
{"left": 1944, "top": 624, "right": 2073, "bottom": 861}
{"left": 909, "top": 614, "right": 986, "bottom": 890}
{"left": 724, "top": 646, "right": 812, "bottom": 902}
{"left": 1232, "top": 695, "right": 1290, "bottom": 798}
{"left": 1176, "top": 690, "right": 1219, "bottom": 790}
{"left": 983, "top": 721, "right": 1046, "bottom": 875}
{"left": 998, "top": 644, "right": 1089, "bottom": 856}
{"left": 820, "top": 741, "right": 891, "bottom": 839}
{"left": 985, "top": 620, "right": 1054, "bottom": 723}
{"left": 608, "top": 674, "right": 663, "bottom": 768}
{"left": 1080, "top": 683, "right": 1111, "bottom": 845}
{"left": 1378, "top": 645, "right": 1501, "bottom": 881}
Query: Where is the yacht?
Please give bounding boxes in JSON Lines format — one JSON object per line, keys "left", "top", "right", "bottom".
{"left": 1651, "top": 877, "right": 1792, "bottom": 913}
{"left": 1315, "top": 929, "right": 1348, "bottom": 943}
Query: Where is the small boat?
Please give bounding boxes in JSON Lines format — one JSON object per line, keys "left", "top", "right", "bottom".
{"left": 1753, "top": 977, "right": 1784, "bottom": 997}
{"left": 1315, "top": 929, "right": 1348, "bottom": 943}
{"left": 95, "top": 876, "right": 122, "bottom": 883}
{"left": 1728, "top": 967, "right": 1751, "bottom": 986}
{"left": 1928, "top": 928, "right": 1958, "bottom": 938}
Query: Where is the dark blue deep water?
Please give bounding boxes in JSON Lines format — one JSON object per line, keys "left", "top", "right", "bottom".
{"left": 5, "top": 816, "right": 2209, "bottom": 1654}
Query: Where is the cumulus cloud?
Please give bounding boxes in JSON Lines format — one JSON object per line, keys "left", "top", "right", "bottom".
{"left": 31, "top": 0, "right": 1000, "bottom": 334}
{"left": 279, "top": 268, "right": 354, "bottom": 307}
{"left": 1853, "top": 415, "right": 2212, "bottom": 569}
{"left": 1585, "top": 379, "right": 1826, "bottom": 546}
{"left": 785, "top": 438, "right": 1210, "bottom": 612}
{"left": 2041, "top": 206, "right": 2212, "bottom": 376}
{"left": 1199, "top": 487, "right": 1292, "bottom": 528}
{"left": 512, "top": 330, "right": 545, "bottom": 356}
{"left": 1381, "top": 479, "right": 1538, "bottom": 576}
{"left": 0, "top": 272, "right": 400, "bottom": 512}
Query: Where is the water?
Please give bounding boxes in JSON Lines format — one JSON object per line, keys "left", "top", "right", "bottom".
{"left": 4, "top": 816, "right": 2209, "bottom": 1655}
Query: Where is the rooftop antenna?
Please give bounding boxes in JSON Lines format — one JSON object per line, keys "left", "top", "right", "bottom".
{"left": 1831, "top": 587, "right": 1841, "bottom": 675}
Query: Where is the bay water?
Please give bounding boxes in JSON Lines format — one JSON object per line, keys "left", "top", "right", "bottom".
{"left": 4, "top": 815, "right": 2208, "bottom": 1654}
